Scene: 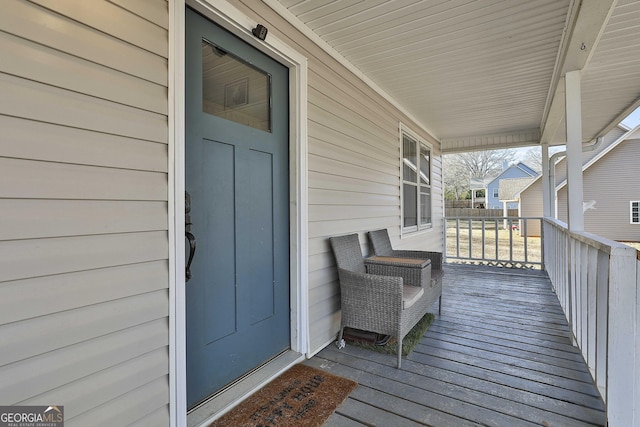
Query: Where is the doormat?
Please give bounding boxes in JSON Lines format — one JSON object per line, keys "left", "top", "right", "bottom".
{"left": 209, "top": 364, "right": 357, "bottom": 427}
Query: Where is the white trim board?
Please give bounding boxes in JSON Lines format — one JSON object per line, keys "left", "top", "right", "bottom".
{"left": 170, "top": 1, "right": 309, "bottom": 425}
{"left": 168, "top": 2, "right": 186, "bottom": 427}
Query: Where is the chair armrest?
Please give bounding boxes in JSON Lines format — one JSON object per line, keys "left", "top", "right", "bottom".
{"left": 391, "top": 250, "right": 442, "bottom": 270}
{"left": 337, "top": 268, "right": 403, "bottom": 316}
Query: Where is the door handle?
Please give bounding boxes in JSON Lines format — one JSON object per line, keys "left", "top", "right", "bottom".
{"left": 185, "top": 191, "right": 196, "bottom": 282}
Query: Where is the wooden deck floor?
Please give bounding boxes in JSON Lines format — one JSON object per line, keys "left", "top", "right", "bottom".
{"left": 306, "top": 264, "right": 606, "bottom": 427}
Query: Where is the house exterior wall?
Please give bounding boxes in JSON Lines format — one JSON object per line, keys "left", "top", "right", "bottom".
{"left": 557, "top": 138, "right": 640, "bottom": 242}
{"left": 520, "top": 180, "right": 544, "bottom": 236}
{"left": 553, "top": 126, "right": 625, "bottom": 187}
{"left": 520, "top": 127, "right": 628, "bottom": 237}
{"left": 486, "top": 164, "right": 536, "bottom": 209}
{"left": 0, "top": 1, "right": 170, "bottom": 425}
{"left": 231, "top": 1, "right": 444, "bottom": 353}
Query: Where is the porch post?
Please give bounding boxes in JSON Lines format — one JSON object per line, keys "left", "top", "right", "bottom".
{"left": 541, "top": 142, "right": 551, "bottom": 218}
{"left": 564, "top": 70, "right": 584, "bottom": 232}
{"left": 502, "top": 201, "right": 508, "bottom": 230}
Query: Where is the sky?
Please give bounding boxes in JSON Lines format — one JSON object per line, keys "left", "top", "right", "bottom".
{"left": 621, "top": 105, "right": 640, "bottom": 128}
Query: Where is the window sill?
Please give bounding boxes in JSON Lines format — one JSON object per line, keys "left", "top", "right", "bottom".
{"left": 401, "top": 225, "right": 433, "bottom": 239}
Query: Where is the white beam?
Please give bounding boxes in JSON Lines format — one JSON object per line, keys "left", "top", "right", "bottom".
{"left": 541, "top": 78, "right": 566, "bottom": 145}
{"left": 440, "top": 128, "right": 541, "bottom": 153}
{"left": 541, "top": 143, "right": 551, "bottom": 218}
{"left": 540, "top": 0, "right": 617, "bottom": 144}
{"left": 565, "top": 70, "right": 584, "bottom": 231}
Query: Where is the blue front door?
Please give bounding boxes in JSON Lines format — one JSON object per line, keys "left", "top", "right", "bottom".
{"left": 185, "top": 8, "right": 290, "bottom": 409}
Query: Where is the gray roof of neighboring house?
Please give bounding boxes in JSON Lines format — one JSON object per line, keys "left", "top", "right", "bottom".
{"left": 499, "top": 177, "right": 536, "bottom": 201}
{"left": 470, "top": 177, "right": 494, "bottom": 188}
{"left": 470, "top": 161, "right": 537, "bottom": 189}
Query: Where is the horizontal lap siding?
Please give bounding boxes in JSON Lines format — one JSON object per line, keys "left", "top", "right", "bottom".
{"left": 520, "top": 180, "right": 544, "bottom": 236}
{"left": 559, "top": 138, "right": 640, "bottom": 241}
{"left": 0, "top": 1, "right": 169, "bottom": 425}
{"left": 237, "top": 1, "right": 445, "bottom": 353}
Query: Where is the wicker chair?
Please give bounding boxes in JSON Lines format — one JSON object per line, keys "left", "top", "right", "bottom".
{"left": 329, "top": 233, "right": 432, "bottom": 368}
{"left": 368, "top": 229, "right": 443, "bottom": 314}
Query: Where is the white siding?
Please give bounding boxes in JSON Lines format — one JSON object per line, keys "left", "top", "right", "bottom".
{"left": 553, "top": 127, "right": 626, "bottom": 186}
{"left": 520, "top": 180, "right": 544, "bottom": 237}
{"left": 0, "top": 1, "right": 169, "bottom": 425}
{"left": 558, "top": 138, "right": 640, "bottom": 242}
{"left": 521, "top": 126, "right": 629, "bottom": 237}
{"left": 236, "top": 1, "right": 445, "bottom": 353}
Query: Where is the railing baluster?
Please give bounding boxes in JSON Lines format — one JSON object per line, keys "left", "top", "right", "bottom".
{"left": 508, "top": 217, "right": 513, "bottom": 263}
{"left": 494, "top": 218, "right": 499, "bottom": 261}
{"left": 523, "top": 219, "right": 528, "bottom": 263}
{"left": 455, "top": 218, "right": 460, "bottom": 259}
{"left": 468, "top": 219, "right": 472, "bottom": 260}
{"left": 482, "top": 221, "right": 486, "bottom": 261}
{"left": 443, "top": 216, "right": 543, "bottom": 268}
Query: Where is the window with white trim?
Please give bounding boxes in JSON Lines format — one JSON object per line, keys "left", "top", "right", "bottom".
{"left": 493, "top": 188, "right": 499, "bottom": 198}
{"left": 631, "top": 201, "right": 640, "bottom": 224}
{"left": 402, "top": 132, "right": 431, "bottom": 231}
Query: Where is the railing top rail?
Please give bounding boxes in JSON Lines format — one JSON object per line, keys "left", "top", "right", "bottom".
{"left": 543, "top": 217, "right": 637, "bottom": 256}
{"left": 445, "top": 216, "right": 543, "bottom": 220}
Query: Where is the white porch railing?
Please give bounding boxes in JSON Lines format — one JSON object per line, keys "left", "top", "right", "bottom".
{"left": 445, "top": 217, "right": 544, "bottom": 269}
{"left": 543, "top": 218, "right": 639, "bottom": 427}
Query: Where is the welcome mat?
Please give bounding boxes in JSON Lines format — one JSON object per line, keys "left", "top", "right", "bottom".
{"left": 209, "top": 364, "right": 357, "bottom": 427}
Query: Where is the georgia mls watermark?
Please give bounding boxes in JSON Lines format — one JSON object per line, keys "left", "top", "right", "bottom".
{"left": 0, "top": 406, "right": 63, "bottom": 427}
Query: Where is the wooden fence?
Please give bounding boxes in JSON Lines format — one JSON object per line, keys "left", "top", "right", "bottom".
{"left": 445, "top": 208, "right": 518, "bottom": 218}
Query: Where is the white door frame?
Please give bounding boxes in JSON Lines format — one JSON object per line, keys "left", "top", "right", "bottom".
{"left": 168, "top": 1, "right": 309, "bottom": 425}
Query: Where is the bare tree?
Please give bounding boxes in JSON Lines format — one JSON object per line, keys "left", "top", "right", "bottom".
{"left": 521, "top": 147, "right": 542, "bottom": 172}
{"left": 443, "top": 149, "right": 517, "bottom": 200}
{"left": 443, "top": 155, "right": 470, "bottom": 200}
{"left": 453, "top": 149, "right": 517, "bottom": 179}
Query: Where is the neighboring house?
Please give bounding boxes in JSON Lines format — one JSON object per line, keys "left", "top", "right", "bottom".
{"left": 486, "top": 162, "right": 538, "bottom": 209}
{"left": 499, "top": 177, "right": 536, "bottom": 212}
{"left": 556, "top": 126, "right": 640, "bottom": 242}
{"left": 470, "top": 177, "right": 492, "bottom": 208}
{"left": 520, "top": 124, "right": 638, "bottom": 238}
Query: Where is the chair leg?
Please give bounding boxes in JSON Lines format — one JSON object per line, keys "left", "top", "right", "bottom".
{"left": 336, "top": 327, "right": 346, "bottom": 349}
{"left": 438, "top": 295, "right": 442, "bottom": 314}
{"left": 397, "top": 336, "right": 402, "bottom": 368}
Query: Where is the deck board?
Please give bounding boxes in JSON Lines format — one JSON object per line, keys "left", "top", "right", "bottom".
{"left": 310, "top": 264, "right": 606, "bottom": 427}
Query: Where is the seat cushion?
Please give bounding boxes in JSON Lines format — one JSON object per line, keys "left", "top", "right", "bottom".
{"left": 402, "top": 285, "right": 424, "bottom": 309}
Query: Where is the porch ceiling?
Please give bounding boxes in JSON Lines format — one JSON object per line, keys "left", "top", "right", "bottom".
{"left": 271, "top": 0, "right": 640, "bottom": 152}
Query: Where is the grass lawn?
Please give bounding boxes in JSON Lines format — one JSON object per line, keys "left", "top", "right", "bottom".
{"left": 446, "top": 219, "right": 542, "bottom": 268}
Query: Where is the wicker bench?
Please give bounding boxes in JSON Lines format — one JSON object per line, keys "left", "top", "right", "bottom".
{"left": 368, "top": 229, "right": 443, "bottom": 314}
{"left": 329, "top": 233, "right": 433, "bottom": 368}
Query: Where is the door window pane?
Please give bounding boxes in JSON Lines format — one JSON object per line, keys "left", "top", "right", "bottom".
{"left": 202, "top": 39, "right": 271, "bottom": 131}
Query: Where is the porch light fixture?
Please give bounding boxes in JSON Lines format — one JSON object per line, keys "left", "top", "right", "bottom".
{"left": 252, "top": 24, "right": 268, "bottom": 41}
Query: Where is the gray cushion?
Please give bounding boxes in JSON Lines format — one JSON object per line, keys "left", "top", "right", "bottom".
{"left": 402, "top": 285, "right": 424, "bottom": 309}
